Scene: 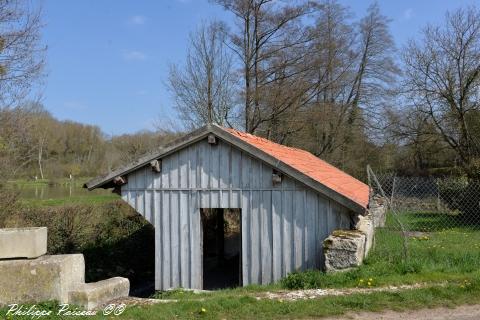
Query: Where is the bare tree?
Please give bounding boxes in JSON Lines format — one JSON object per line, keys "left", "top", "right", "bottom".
{"left": 213, "top": 0, "right": 312, "bottom": 133}
{"left": 403, "top": 6, "right": 480, "bottom": 176}
{"left": 168, "top": 21, "right": 237, "bottom": 129}
{"left": 299, "top": 1, "right": 398, "bottom": 159}
{"left": 0, "top": 0, "right": 45, "bottom": 108}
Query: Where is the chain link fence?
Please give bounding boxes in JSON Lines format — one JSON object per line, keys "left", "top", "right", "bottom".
{"left": 367, "top": 166, "right": 480, "bottom": 262}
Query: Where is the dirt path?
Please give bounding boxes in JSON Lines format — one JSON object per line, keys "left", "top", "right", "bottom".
{"left": 323, "top": 304, "right": 480, "bottom": 320}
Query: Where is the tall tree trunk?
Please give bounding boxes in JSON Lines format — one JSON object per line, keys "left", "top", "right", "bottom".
{"left": 207, "top": 65, "right": 213, "bottom": 124}
{"left": 252, "top": 2, "right": 260, "bottom": 134}
{"left": 244, "top": 13, "right": 251, "bottom": 132}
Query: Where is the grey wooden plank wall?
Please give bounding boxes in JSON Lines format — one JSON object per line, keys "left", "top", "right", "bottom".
{"left": 121, "top": 138, "right": 352, "bottom": 290}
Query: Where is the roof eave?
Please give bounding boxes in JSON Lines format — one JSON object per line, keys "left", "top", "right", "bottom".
{"left": 84, "top": 125, "right": 213, "bottom": 190}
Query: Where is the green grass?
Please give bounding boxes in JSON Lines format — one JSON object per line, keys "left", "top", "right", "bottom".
{"left": 20, "top": 193, "right": 119, "bottom": 207}
{"left": 5, "top": 178, "right": 118, "bottom": 207}
{"left": 5, "top": 177, "right": 93, "bottom": 187}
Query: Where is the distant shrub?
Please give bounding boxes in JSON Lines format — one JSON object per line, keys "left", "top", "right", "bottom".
{"left": 438, "top": 177, "right": 480, "bottom": 223}
{"left": 0, "top": 186, "right": 21, "bottom": 227}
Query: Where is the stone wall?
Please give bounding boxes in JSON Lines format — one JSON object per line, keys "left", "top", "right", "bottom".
{"left": 323, "top": 196, "right": 386, "bottom": 272}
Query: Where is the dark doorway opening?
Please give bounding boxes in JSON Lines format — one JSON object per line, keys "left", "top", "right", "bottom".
{"left": 200, "top": 208, "right": 241, "bottom": 290}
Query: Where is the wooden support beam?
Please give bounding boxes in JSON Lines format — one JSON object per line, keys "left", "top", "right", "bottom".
{"left": 150, "top": 159, "right": 161, "bottom": 173}
{"left": 272, "top": 170, "right": 283, "bottom": 184}
{"left": 113, "top": 176, "right": 127, "bottom": 186}
{"left": 208, "top": 134, "right": 217, "bottom": 145}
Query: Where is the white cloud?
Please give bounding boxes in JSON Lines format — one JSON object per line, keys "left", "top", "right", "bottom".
{"left": 123, "top": 50, "right": 147, "bottom": 61}
{"left": 403, "top": 8, "right": 413, "bottom": 20}
{"left": 128, "top": 15, "right": 146, "bottom": 25}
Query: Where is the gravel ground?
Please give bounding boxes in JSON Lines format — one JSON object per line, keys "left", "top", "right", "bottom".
{"left": 256, "top": 282, "right": 447, "bottom": 301}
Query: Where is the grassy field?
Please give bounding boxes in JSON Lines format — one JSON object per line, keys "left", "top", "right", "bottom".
{"left": 5, "top": 178, "right": 118, "bottom": 207}
{"left": 5, "top": 177, "right": 92, "bottom": 187}
{"left": 21, "top": 194, "right": 119, "bottom": 207}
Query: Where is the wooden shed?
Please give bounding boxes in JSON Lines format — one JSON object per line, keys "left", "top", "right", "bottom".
{"left": 86, "top": 124, "right": 369, "bottom": 290}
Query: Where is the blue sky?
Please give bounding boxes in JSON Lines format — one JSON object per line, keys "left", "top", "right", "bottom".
{"left": 42, "top": 0, "right": 478, "bottom": 136}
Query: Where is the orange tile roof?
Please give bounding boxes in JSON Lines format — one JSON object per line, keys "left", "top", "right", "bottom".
{"left": 224, "top": 128, "right": 369, "bottom": 209}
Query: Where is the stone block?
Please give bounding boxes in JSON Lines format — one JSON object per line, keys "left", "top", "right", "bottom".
{"left": 0, "top": 254, "right": 85, "bottom": 305}
{"left": 68, "top": 277, "right": 130, "bottom": 310}
{"left": 0, "top": 227, "right": 47, "bottom": 259}
{"left": 369, "top": 196, "right": 387, "bottom": 228}
{"left": 355, "top": 215, "right": 374, "bottom": 257}
{"left": 323, "top": 230, "right": 366, "bottom": 272}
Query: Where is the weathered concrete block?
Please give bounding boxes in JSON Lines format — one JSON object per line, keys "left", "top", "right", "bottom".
{"left": 369, "top": 196, "right": 387, "bottom": 228}
{"left": 68, "top": 277, "right": 130, "bottom": 310}
{"left": 0, "top": 254, "right": 85, "bottom": 305}
{"left": 0, "top": 227, "right": 47, "bottom": 259}
{"left": 355, "top": 215, "right": 374, "bottom": 257}
{"left": 323, "top": 230, "right": 365, "bottom": 272}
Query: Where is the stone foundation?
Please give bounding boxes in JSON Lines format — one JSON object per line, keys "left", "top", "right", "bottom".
{"left": 323, "top": 195, "right": 386, "bottom": 272}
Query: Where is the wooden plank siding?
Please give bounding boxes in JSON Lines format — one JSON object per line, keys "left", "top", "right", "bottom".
{"left": 121, "top": 138, "right": 352, "bottom": 290}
